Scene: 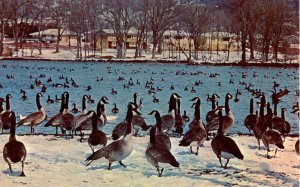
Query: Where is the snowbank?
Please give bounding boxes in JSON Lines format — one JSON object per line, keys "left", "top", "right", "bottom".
{"left": 0, "top": 134, "right": 298, "bottom": 187}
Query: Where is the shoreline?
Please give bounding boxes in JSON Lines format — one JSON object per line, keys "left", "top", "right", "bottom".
{"left": 0, "top": 57, "right": 299, "bottom": 68}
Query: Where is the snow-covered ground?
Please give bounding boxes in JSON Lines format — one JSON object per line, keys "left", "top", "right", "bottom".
{"left": 4, "top": 47, "right": 299, "bottom": 64}
{"left": 0, "top": 134, "right": 298, "bottom": 187}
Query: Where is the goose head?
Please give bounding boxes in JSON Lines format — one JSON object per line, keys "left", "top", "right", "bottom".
{"left": 226, "top": 93, "right": 232, "bottom": 100}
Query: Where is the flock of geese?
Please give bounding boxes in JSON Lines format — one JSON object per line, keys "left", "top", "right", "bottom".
{"left": 1, "top": 90, "right": 299, "bottom": 177}
{"left": 0, "top": 62, "right": 298, "bottom": 178}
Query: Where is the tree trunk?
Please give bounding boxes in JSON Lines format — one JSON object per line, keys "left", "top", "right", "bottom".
{"left": 152, "top": 33, "right": 158, "bottom": 59}
{"left": 0, "top": 18, "right": 4, "bottom": 56}
{"left": 249, "top": 33, "right": 255, "bottom": 60}
{"left": 56, "top": 27, "right": 61, "bottom": 52}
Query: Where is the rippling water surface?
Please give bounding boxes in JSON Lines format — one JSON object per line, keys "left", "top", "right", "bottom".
{"left": 0, "top": 60, "right": 298, "bottom": 135}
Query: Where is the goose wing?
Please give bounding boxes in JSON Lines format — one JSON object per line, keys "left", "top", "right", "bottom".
{"left": 146, "top": 146, "right": 179, "bottom": 167}
{"left": 132, "top": 115, "right": 149, "bottom": 130}
{"left": 18, "top": 111, "right": 44, "bottom": 126}
{"left": 161, "top": 114, "right": 175, "bottom": 132}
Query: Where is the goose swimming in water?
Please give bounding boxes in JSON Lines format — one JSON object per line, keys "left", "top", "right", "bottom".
{"left": 87, "top": 110, "right": 107, "bottom": 153}
{"left": 86, "top": 103, "right": 135, "bottom": 170}
{"left": 3, "top": 112, "right": 27, "bottom": 176}
{"left": 145, "top": 126, "right": 179, "bottom": 177}
{"left": 211, "top": 110, "right": 244, "bottom": 168}
{"left": 112, "top": 103, "right": 119, "bottom": 114}
{"left": 17, "top": 93, "right": 46, "bottom": 134}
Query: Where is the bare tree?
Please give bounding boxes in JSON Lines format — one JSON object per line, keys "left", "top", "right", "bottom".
{"left": 145, "top": 0, "right": 178, "bottom": 59}
{"left": 48, "top": 0, "right": 70, "bottom": 53}
{"left": 102, "top": 0, "right": 136, "bottom": 58}
{"left": 0, "top": 0, "right": 10, "bottom": 56}
{"left": 179, "top": 4, "right": 211, "bottom": 61}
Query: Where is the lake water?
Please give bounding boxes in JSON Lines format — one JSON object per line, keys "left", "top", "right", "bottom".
{"left": 0, "top": 60, "right": 298, "bottom": 135}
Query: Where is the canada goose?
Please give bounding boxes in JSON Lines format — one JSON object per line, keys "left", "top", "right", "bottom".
{"left": 272, "top": 108, "right": 290, "bottom": 141}
{"left": 47, "top": 95, "right": 54, "bottom": 104}
{"left": 74, "top": 96, "right": 109, "bottom": 131}
{"left": 112, "top": 103, "right": 119, "bottom": 114}
{"left": 211, "top": 110, "right": 244, "bottom": 169}
{"left": 191, "top": 87, "right": 196, "bottom": 93}
{"left": 87, "top": 110, "right": 107, "bottom": 153}
{"left": 139, "top": 98, "right": 143, "bottom": 108}
{"left": 262, "top": 107, "right": 284, "bottom": 159}
{"left": 182, "top": 110, "right": 190, "bottom": 122}
{"left": 111, "top": 103, "right": 141, "bottom": 140}
{"left": 44, "top": 93, "right": 65, "bottom": 134}
{"left": 206, "top": 93, "right": 234, "bottom": 135}
{"left": 1, "top": 94, "right": 12, "bottom": 132}
{"left": 161, "top": 93, "right": 180, "bottom": 134}
{"left": 145, "top": 126, "right": 180, "bottom": 177}
{"left": 17, "top": 93, "right": 46, "bottom": 134}
{"left": 153, "top": 96, "right": 159, "bottom": 103}
{"left": 148, "top": 110, "right": 171, "bottom": 151}
{"left": 71, "top": 103, "right": 79, "bottom": 113}
{"left": 87, "top": 95, "right": 94, "bottom": 104}
{"left": 180, "top": 97, "right": 207, "bottom": 155}
{"left": 73, "top": 95, "right": 89, "bottom": 132}
{"left": 206, "top": 94, "right": 221, "bottom": 123}
{"left": 133, "top": 93, "right": 139, "bottom": 107}
{"left": 295, "top": 140, "right": 299, "bottom": 155}
{"left": 252, "top": 95, "right": 267, "bottom": 149}
{"left": 244, "top": 98, "right": 258, "bottom": 134}
{"left": 111, "top": 88, "right": 117, "bottom": 95}
{"left": 60, "top": 92, "right": 75, "bottom": 136}
{"left": 20, "top": 90, "right": 28, "bottom": 101}
{"left": 55, "top": 95, "right": 62, "bottom": 102}
{"left": 174, "top": 98, "right": 184, "bottom": 135}
{"left": 86, "top": 104, "right": 135, "bottom": 170}
{"left": 3, "top": 112, "right": 27, "bottom": 176}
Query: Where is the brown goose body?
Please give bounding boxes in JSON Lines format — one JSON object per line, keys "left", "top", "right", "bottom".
{"left": 206, "top": 93, "right": 234, "bottom": 135}
{"left": 145, "top": 126, "right": 179, "bottom": 177}
{"left": 3, "top": 112, "right": 27, "bottom": 176}
{"left": 180, "top": 97, "right": 207, "bottom": 155}
{"left": 86, "top": 104, "right": 135, "bottom": 170}
{"left": 148, "top": 110, "right": 171, "bottom": 151}
{"left": 211, "top": 110, "right": 243, "bottom": 168}
{"left": 87, "top": 111, "right": 107, "bottom": 153}
{"left": 244, "top": 98, "right": 258, "bottom": 134}
{"left": 253, "top": 96, "right": 267, "bottom": 149}
{"left": 17, "top": 93, "right": 46, "bottom": 134}
{"left": 1, "top": 94, "right": 12, "bottom": 131}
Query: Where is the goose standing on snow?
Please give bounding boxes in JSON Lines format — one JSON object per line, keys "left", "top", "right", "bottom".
{"left": 161, "top": 93, "right": 180, "bottom": 134}
{"left": 174, "top": 98, "right": 184, "bottom": 135}
{"left": 244, "top": 98, "right": 258, "bottom": 134}
{"left": 206, "top": 93, "right": 234, "bottom": 135}
{"left": 60, "top": 92, "right": 75, "bottom": 136}
{"left": 295, "top": 140, "right": 299, "bottom": 155}
{"left": 74, "top": 96, "right": 109, "bottom": 131}
{"left": 145, "top": 126, "right": 180, "bottom": 177}
{"left": 87, "top": 110, "right": 107, "bottom": 153}
{"left": 111, "top": 103, "right": 143, "bottom": 140}
{"left": 148, "top": 110, "right": 171, "bottom": 151}
{"left": 272, "top": 108, "right": 290, "bottom": 141}
{"left": 179, "top": 97, "right": 207, "bottom": 155}
{"left": 211, "top": 110, "right": 244, "bottom": 168}
{"left": 1, "top": 94, "right": 13, "bottom": 132}
{"left": 206, "top": 94, "right": 220, "bottom": 123}
{"left": 262, "top": 106, "right": 284, "bottom": 159}
{"left": 86, "top": 104, "right": 135, "bottom": 170}
{"left": 252, "top": 95, "right": 267, "bottom": 149}
{"left": 73, "top": 95, "right": 89, "bottom": 132}
{"left": 17, "top": 93, "right": 46, "bottom": 134}
{"left": 44, "top": 93, "right": 65, "bottom": 134}
{"left": 3, "top": 112, "right": 27, "bottom": 176}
